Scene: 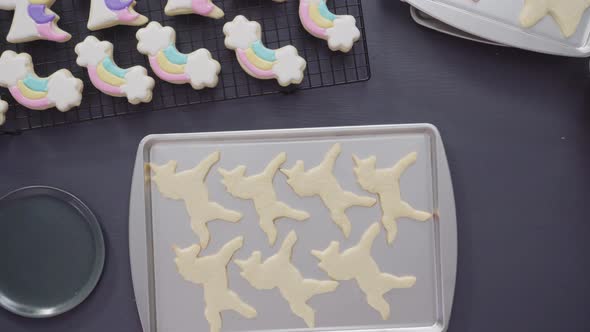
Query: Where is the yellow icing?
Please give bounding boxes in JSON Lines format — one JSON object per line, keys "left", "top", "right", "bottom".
{"left": 97, "top": 62, "right": 126, "bottom": 87}
{"left": 309, "top": 3, "right": 334, "bottom": 29}
{"left": 17, "top": 80, "right": 47, "bottom": 99}
{"left": 245, "top": 48, "right": 274, "bottom": 71}
{"left": 29, "top": 0, "right": 52, "bottom": 4}
{"left": 156, "top": 50, "right": 186, "bottom": 74}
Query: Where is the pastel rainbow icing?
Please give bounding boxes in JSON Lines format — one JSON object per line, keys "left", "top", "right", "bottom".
{"left": 136, "top": 22, "right": 221, "bottom": 89}
{"left": 75, "top": 36, "right": 155, "bottom": 105}
{"left": 164, "top": 0, "right": 224, "bottom": 19}
{"left": 87, "top": 0, "right": 148, "bottom": 31}
{"left": 299, "top": 0, "right": 360, "bottom": 52}
{"left": 223, "top": 15, "right": 306, "bottom": 87}
{"left": 0, "top": 50, "right": 83, "bottom": 112}
{"left": 0, "top": 0, "right": 71, "bottom": 43}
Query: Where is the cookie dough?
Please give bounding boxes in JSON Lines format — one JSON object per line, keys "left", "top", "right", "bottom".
{"left": 281, "top": 143, "right": 376, "bottom": 237}
{"left": 149, "top": 152, "right": 243, "bottom": 248}
{"left": 520, "top": 0, "right": 590, "bottom": 37}
{"left": 235, "top": 231, "right": 339, "bottom": 327}
{"left": 353, "top": 152, "right": 432, "bottom": 244}
{"left": 174, "top": 237, "right": 257, "bottom": 332}
{"left": 312, "top": 223, "right": 416, "bottom": 320}
{"left": 219, "top": 152, "right": 310, "bottom": 245}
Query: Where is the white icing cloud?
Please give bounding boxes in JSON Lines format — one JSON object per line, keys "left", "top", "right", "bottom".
{"left": 75, "top": 35, "right": 113, "bottom": 67}
{"left": 136, "top": 22, "right": 176, "bottom": 57}
{"left": 223, "top": 15, "right": 261, "bottom": 50}
{"left": 0, "top": 50, "right": 32, "bottom": 87}
{"left": 121, "top": 66, "right": 155, "bottom": 104}
{"left": 46, "top": 69, "right": 84, "bottom": 112}
{"left": 0, "top": 97, "right": 7, "bottom": 126}
{"left": 185, "top": 49, "right": 221, "bottom": 90}
{"left": 272, "top": 45, "right": 306, "bottom": 87}
{"left": 326, "top": 15, "right": 360, "bottom": 52}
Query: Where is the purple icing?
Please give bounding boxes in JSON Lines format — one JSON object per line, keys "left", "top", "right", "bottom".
{"left": 104, "top": 0, "right": 134, "bottom": 11}
{"left": 27, "top": 5, "right": 56, "bottom": 24}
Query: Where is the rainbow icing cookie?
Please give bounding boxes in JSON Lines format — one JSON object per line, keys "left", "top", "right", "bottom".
{"left": 223, "top": 15, "right": 307, "bottom": 87}
{"left": 0, "top": 0, "right": 71, "bottom": 43}
{"left": 299, "top": 0, "right": 360, "bottom": 52}
{"left": 0, "top": 51, "right": 83, "bottom": 112}
{"left": 164, "top": 0, "right": 224, "bottom": 19}
{"left": 75, "top": 36, "right": 155, "bottom": 105}
{"left": 0, "top": 98, "right": 8, "bottom": 126}
{"left": 87, "top": 0, "right": 148, "bottom": 31}
{"left": 136, "top": 22, "right": 221, "bottom": 90}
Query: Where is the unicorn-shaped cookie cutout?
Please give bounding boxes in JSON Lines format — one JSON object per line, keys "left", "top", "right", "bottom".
{"left": 223, "top": 15, "right": 307, "bottom": 87}
{"left": 75, "top": 36, "right": 155, "bottom": 105}
{"left": 164, "top": 0, "right": 224, "bottom": 18}
{"left": 87, "top": 0, "right": 148, "bottom": 31}
{"left": 174, "top": 237, "right": 257, "bottom": 332}
{"left": 0, "top": 51, "right": 83, "bottom": 112}
{"left": 136, "top": 22, "right": 221, "bottom": 90}
{"left": 520, "top": 0, "right": 590, "bottom": 37}
{"left": 219, "top": 152, "right": 310, "bottom": 245}
{"left": 0, "top": 98, "right": 8, "bottom": 126}
{"left": 149, "top": 152, "right": 243, "bottom": 248}
{"left": 235, "top": 231, "right": 339, "bottom": 328}
{"left": 312, "top": 223, "right": 416, "bottom": 320}
{"left": 353, "top": 152, "right": 432, "bottom": 244}
{"left": 281, "top": 143, "right": 376, "bottom": 237}
{"left": 0, "top": 0, "right": 71, "bottom": 43}
{"left": 299, "top": 0, "right": 360, "bottom": 52}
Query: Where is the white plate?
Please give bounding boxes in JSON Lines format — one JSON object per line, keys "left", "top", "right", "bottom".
{"left": 405, "top": 0, "right": 590, "bottom": 57}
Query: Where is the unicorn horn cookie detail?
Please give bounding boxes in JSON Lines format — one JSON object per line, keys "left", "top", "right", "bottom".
{"left": 519, "top": 0, "right": 590, "bottom": 37}
{"left": 75, "top": 36, "right": 155, "bottom": 105}
{"left": 353, "top": 152, "right": 432, "bottom": 244}
{"left": 164, "top": 0, "right": 224, "bottom": 19}
{"left": 0, "top": 98, "right": 8, "bottom": 126}
{"left": 136, "top": 22, "right": 221, "bottom": 90}
{"left": 299, "top": 0, "right": 360, "bottom": 52}
{"left": 223, "top": 15, "right": 307, "bottom": 87}
{"left": 87, "top": 0, "right": 148, "bottom": 31}
{"left": 0, "top": 51, "right": 83, "bottom": 112}
{"left": 0, "top": 0, "right": 71, "bottom": 43}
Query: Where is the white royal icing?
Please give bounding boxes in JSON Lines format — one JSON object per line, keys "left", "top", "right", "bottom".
{"left": 223, "top": 15, "right": 261, "bottom": 51}
{"left": 273, "top": 46, "right": 307, "bottom": 87}
{"left": 87, "top": 0, "right": 148, "bottom": 31}
{"left": 0, "top": 0, "right": 71, "bottom": 43}
{"left": 326, "top": 16, "right": 361, "bottom": 52}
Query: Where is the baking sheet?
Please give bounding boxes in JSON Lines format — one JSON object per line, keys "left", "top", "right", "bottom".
{"left": 129, "top": 124, "right": 457, "bottom": 332}
{"left": 405, "top": 0, "right": 590, "bottom": 56}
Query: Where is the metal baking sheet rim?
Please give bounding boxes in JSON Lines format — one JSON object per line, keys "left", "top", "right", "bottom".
{"left": 128, "top": 124, "right": 458, "bottom": 332}
{"left": 404, "top": 0, "right": 590, "bottom": 57}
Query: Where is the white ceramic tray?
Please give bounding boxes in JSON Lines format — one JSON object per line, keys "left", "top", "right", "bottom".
{"left": 129, "top": 124, "right": 457, "bottom": 332}
{"left": 405, "top": 0, "right": 590, "bottom": 57}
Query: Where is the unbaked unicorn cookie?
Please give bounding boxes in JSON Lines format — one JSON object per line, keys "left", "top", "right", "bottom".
{"left": 87, "top": 0, "right": 148, "bottom": 31}
{"left": 75, "top": 36, "right": 155, "bottom": 105}
{"left": 520, "top": 0, "right": 590, "bottom": 37}
{"left": 136, "top": 22, "right": 221, "bottom": 90}
{"left": 299, "top": 0, "right": 360, "bottom": 52}
{"left": 0, "top": 0, "right": 71, "bottom": 43}
{"left": 164, "top": 0, "right": 224, "bottom": 19}
{"left": 223, "top": 15, "right": 307, "bottom": 87}
{"left": 0, "top": 51, "right": 83, "bottom": 112}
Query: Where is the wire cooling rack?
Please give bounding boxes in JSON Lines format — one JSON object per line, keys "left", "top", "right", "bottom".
{"left": 0, "top": 0, "right": 370, "bottom": 133}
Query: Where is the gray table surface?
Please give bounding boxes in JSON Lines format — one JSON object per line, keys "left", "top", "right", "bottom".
{"left": 1, "top": 1, "right": 590, "bottom": 331}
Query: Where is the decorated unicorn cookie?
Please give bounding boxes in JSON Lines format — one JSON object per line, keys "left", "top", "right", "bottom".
{"left": 136, "top": 22, "right": 221, "bottom": 90}
{"left": 223, "top": 15, "right": 307, "bottom": 87}
{"left": 0, "top": 51, "right": 83, "bottom": 112}
{"left": 164, "top": 0, "right": 224, "bottom": 19}
{"left": 299, "top": 0, "right": 360, "bottom": 52}
{"left": 75, "top": 36, "right": 155, "bottom": 105}
{"left": 0, "top": 98, "right": 8, "bottom": 126}
{"left": 87, "top": 0, "right": 148, "bottom": 31}
{"left": 0, "top": 0, "right": 71, "bottom": 43}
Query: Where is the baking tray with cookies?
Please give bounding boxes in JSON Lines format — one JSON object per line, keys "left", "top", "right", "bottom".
{"left": 129, "top": 124, "right": 457, "bottom": 332}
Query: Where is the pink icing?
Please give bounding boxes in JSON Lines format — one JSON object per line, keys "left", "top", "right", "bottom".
{"left": 9, "top": 86, "right": 51, "bottom": 110}
{"left": 236, "top": 49, "right": 275, "bottom": 79}
{"left": 88, "top": 65, "right": 125, "bottom": 96}
{"left": 192, "top": 0, "right": 214, "bottom": 15}
{"left": 36, "top": 23, "right": 70, "bottom": 42}
{"left": 299, "top": 2, "right": 328, "bottom": 38}
{"left": 148, "top": 57, "right": 189, "bottom": 83}
{"left": 115, "top": 8, "right": 139, "bottom": 22}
